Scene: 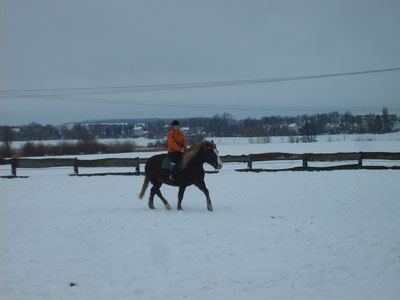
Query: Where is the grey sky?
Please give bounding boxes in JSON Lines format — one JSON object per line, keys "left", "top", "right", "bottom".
{"left": 1, "top": 0, "right": 400, "bottom": 125}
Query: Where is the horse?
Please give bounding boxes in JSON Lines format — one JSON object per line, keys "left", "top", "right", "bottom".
{"left": 139, "top": 140, "right": 223, "bottom": 211}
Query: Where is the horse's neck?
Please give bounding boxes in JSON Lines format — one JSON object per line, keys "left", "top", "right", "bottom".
{"left": 185, "top": 152, "right": 204, "bottom": 169}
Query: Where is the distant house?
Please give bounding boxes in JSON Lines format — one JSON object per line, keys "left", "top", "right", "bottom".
{"left": 180, "top": 127, "right": 190, "bottom": 134}
{"left": 66, "top": 124, "right": 75, "bottom": 130}
{"left": 11, "top": 127, "right": 21, "bottom": 133}
{"left": 392, "top": 121, "right": 400, "bottom": 132}
{"left": 288, "top": 123, "right": 299, "bottom": 134}
{"left": 134, "top": 123, "right": 146, "bottom": 136}
{"left": 193, "top": 127, "right": 205, "bottom": 135}
{"left": 326, "top": 122, "right": 341, "bottom": 133}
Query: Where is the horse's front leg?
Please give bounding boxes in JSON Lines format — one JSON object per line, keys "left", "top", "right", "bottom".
{"left": 177, "top": 186, "right": 186, "bottom": 211}
{"left": 195, "top": 181, "right": 213, "bottom": 211}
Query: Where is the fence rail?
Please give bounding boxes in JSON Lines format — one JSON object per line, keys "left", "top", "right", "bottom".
{"left": 1, "top": 152, "right": 400, "bottom": 178}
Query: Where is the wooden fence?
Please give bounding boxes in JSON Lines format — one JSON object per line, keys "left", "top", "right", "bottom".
{"left": 222, "top": 152, "right": 400, "bottom": 172}
{"left": 1, "top": 152, "right": 400, "bottom": 178}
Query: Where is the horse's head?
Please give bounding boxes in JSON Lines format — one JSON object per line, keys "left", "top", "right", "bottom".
{"left": 201, "top": 140, "right": 223, "bottom": 170}
{"left": 182, "top": 140, "right": 223, "bottom": 170}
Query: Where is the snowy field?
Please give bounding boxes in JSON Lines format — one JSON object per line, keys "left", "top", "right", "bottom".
{"left": 1, "top": 134, "right": 400, "bottom": 300}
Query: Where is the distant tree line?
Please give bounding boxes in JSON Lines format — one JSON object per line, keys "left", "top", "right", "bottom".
{"left": 175, "top": 108, "right": 398, "bottom": 138}
{"left": 1, "top": 108, "right": 398, "bottom": 142}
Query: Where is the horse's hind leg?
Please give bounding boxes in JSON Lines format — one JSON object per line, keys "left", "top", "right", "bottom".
{"left": 155, "top": 187, "right": 171, "bottom": 210}
{"left": 150, "top": 183, "right": 171, "bottom": 210}
{"left": 148, "top": 185, "right": 157, "bottom": 209}
{"left": 177, "top": 186, "right": 186, "bottom": 211}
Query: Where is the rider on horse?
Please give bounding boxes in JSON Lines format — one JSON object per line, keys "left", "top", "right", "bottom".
{"left": 168, "top": 120, "right": 187, "bottom": 180}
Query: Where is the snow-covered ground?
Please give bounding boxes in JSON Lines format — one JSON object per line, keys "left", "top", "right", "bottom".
{"left": 1, "top": 134, "right": 400, "bottom": 300}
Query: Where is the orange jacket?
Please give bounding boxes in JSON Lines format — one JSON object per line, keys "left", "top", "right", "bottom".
{"left": 168, "top": 129, "right": 187, "bottom": 153}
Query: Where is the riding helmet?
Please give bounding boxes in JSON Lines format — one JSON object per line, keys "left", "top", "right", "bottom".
{"left": 172, "top": 120, "right": 179, "bottom": 126}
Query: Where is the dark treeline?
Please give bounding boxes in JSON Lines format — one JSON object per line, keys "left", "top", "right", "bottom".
{"left": 131, "top": 108, "right": 399, "bottom": 138}
{"left": 1, "top": 108, "right": 399, "bottom": 142}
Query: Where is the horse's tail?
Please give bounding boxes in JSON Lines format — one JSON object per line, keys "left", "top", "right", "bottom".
{"left": 139, "top": 176, "right": 150, "bottom": 199}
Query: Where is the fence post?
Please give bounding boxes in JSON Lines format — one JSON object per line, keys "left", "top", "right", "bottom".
{"left": 247, "top": 155, "right": 253, "bottom": 169}
{"left": 358, "top": 152, "right": 363, "bottom": 167}
{"left": 302, "top": 154, "right": 308, "bottom": 168}
{"left": 73, "top": 158, "right": 79, "bottom": 175}
{"left": 11, "top": 158, "right": 17, "bottom": 177}
{"left": 135, "top": 157, "right": 140, "bottom": 173}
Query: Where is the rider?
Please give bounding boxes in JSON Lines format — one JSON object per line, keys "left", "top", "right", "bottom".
{"left": 168, "top": 120, "right": 187, "bottom": 180}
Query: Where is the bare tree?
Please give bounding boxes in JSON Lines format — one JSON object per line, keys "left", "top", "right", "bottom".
{"left": 0, "top": 126, "right": 14, "bottom": 157}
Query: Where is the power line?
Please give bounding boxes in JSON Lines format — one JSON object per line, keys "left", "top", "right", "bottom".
{"left": 49, "top": 96, "right": 397, "bottom": 113}
{"left": 1, "top": 67, "right": 400, "bottom": 98}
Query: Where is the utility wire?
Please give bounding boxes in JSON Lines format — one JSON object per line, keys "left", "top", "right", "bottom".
{"left": 49, "top": 95, "right": 396, "bottom": 113}
{"left": 1, "top": 67, "right": 400, "bottom": 98}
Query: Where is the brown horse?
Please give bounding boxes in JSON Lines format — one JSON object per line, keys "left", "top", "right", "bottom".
{"left": 139, "top": 140, "right": 223, "bottom": 211}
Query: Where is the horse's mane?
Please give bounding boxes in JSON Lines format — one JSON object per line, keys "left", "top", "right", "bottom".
{"left": 181, "top": 140, "right": 216, "bottom": 170}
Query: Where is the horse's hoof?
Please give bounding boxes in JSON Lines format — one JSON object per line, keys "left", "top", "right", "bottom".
{"left": 148, "top": 205, "right": 155, "bottom": 209}
{"left": 207, "top": 206, "right": 213, "bottom": 212}
{"left": 165, "top": 204, "right": 171, "bottom": 210}
{"left": 177, "top": 207, "right": 184, "bottom": 211}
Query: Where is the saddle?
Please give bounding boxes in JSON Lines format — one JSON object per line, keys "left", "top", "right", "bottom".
{"left": 161, "top": 155, "right": 183, "bottom": 171}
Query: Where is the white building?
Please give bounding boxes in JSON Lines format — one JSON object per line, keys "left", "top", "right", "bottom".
{"left": 392, "top": 121, "right": 400, "bottom": 131}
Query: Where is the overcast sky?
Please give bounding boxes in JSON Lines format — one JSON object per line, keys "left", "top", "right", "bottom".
{"left": 1, "top": 0, "right": 400, "bottom": 125}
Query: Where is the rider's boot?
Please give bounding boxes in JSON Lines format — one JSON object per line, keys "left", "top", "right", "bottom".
{"left": 169, "top": 162, "right": 176, "bottom": 180}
